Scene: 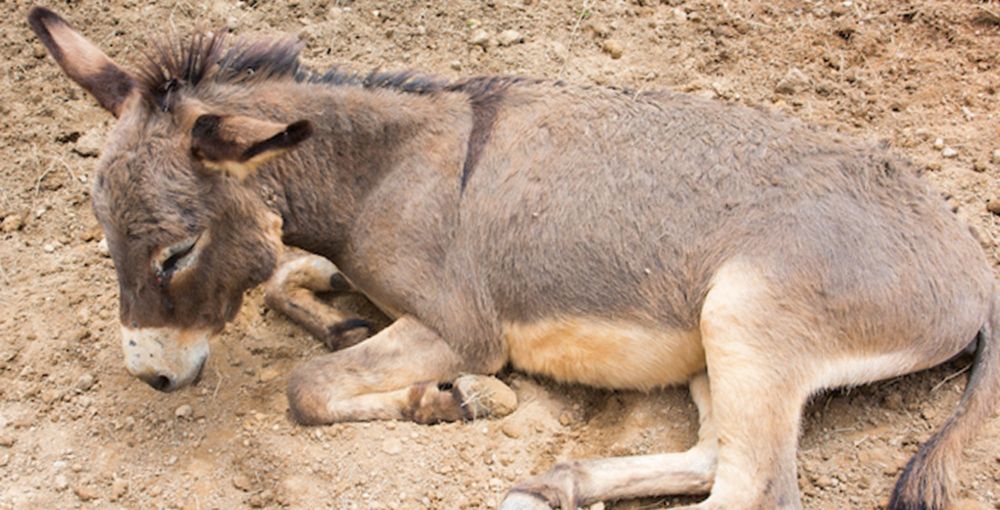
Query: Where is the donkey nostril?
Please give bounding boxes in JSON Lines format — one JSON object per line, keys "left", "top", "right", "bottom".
{"left": 140, "top": 373, "right": 173, "bottom": 392}
{"left": 153, "top": 375, "right": 171, "bottom": 391}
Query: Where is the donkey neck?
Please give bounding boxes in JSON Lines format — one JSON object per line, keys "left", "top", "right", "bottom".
{"left": 245, "top": 82, "right": 473, "bottom": 296}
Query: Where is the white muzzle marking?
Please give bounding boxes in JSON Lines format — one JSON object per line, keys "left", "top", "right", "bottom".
{"left": 120, "top": 326, "right": 210, "bottom": 391}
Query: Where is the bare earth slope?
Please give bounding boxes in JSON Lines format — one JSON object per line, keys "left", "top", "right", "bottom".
{"left": 1, "top": 1, "right": 998, "bottom": 509}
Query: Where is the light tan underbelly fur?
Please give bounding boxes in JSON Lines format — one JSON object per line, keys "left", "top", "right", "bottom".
{"left": 503, "top": 317, "right": 705, "bottom": 391}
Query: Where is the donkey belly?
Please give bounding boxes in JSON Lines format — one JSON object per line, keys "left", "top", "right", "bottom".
{"left": 502, "top": 317, "right": 705, "bottom": 391}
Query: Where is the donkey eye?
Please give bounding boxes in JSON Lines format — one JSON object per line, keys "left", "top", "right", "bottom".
{"left": 154, "top": 235, "right": 200, "bottom": 282}
{"left": 162, "top": 241, "right": 195, "bottom": 273}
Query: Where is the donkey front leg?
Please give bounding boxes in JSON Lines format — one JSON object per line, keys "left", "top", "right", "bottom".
{"left": 265, "top": 252, "right": 373, "bottom": 351}
{"left": 287, "top": 315, "right": 517, "bottom": 425}
{"left": 501, "top": 373, "right": 718, "bottom": 510}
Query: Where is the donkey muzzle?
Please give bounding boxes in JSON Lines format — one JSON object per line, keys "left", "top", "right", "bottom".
{"left": 120, "top": 326, "right": 210, "bottom": 392}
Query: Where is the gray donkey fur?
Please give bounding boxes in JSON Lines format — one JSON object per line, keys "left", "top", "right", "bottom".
{"left": 29, "top": 6, "right": 999, "bottom": 510}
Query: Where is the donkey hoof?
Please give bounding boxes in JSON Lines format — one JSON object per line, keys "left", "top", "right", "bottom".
{"left": 499, "top": 491, "right": 553, "bottom": 510}
{"left": 324, "top": 318, "right": 372, "bottom": 351}
{"left": 454, "top": 374, "right": 518, "bottom": 419}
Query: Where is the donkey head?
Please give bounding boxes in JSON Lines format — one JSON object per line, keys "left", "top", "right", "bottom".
{"left": 29, "top": 7, "right": 312, "bottom": 391}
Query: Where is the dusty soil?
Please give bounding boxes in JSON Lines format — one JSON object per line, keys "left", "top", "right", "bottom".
{"left": 2, "top": 0, "right": 999, "bottom": 509}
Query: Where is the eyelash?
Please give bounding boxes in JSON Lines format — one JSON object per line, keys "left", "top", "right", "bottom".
{"left": 154, "top": 237, "right": 198, "bottom": 286}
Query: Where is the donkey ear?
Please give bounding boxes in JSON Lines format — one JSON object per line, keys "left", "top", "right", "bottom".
{"left": 28, "top": 7, "right": 136, "bottom": 117}
{"left": 190, "top": 114, "right": 313, "bottom": 180}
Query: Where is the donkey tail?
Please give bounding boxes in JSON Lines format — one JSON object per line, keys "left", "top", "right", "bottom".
{"left": 888, "top": 289, "right": 1000, "bottom": 510}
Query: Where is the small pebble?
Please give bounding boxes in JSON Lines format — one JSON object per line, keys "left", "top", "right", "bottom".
{"left": 110, "top": 479, "right": 128, "bottom": 501}
{"left": 73, "top": 131, "right": 102, "bottom": 158}
{"left": 41, "top": 388, "right": 61, "bottom": 405}
{"left": 1, "top": 214, "right": 23, "bottom": 233}
{"left": 549, "top": 41, "right": 568, "bottom": 62}
{"left": 53, "top": 474, "right": 69, "bottom": 491}
{"left": 97, "top": 238, "right": 110, "bottom": 257}
{"left": 382, "top": 437, "right": 403, "bottom": 455}
{"left": 815, "top": 474, "right": 836, "bottom": 489}
{"left": 79, "top": 228, "right": 100, "bottom": 242}
{"left": 488, "top": 477, "right": 504, "bottom": 490}
{"left": 987, "top": 200, "right": 1000, "bottom": 216}
{"left": 500, "top": 420, "right": 523, "bottom": 439}
{"left": 468, "top": 29, "right": 490, "bottom": 47}
{"left": 992, "top": 149, "right": 1000, "bottom": 164}
{"left": 73, "top": 484, "right": 99, "bottom": 502}
{"left": 43, "top": 243, "right": 56, "bottom": 253}
{"left": 76, "top": 373, "right": 95, "bottom": 392}
{"left": 248, "top": 491, "right": 270, "bottom": 508}
{"left": 0, "top": 435, "right": 14, "bottom": 447}
{"left": 232, "top": 474, "right": 252, "bottom": 492}
{"left": 973, "top": 160, "right": 987, "bottom": 173}
{"left": 601, "top": 39, "right": 624, "bottom": 59}
{"left": 258, "top": 367, "right": 281, "bottom": 383}
{"left": 175, "top": 404, "right": 193, "bottom": 420}
{"left": 497, "top": 29, "right": 524, "bottom": 47}
{"left": 942, "top": 147, "right": 958, "bottom": 158}
{"left": 559, "top": 412, "right": 573, "bottom": 426}
{"left": 775, "top": 68, "right": 810, "bottom": 95}
{"left": 585, "top": 21, "right": 611, "bottom": 38}
{"left": 920, "top": 406, "right": 938, "bottom": 422}
{"left": 933, "top": 138, "right": 945, "bottom": 149}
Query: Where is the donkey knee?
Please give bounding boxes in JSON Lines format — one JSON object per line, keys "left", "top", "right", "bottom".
{"left": 286, "top": 363, "right": 333, "bottom": 425}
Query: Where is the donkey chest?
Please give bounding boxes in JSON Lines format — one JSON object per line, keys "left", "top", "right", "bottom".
{"left": 502, "top": 318, "right": 705, "bottom": 391}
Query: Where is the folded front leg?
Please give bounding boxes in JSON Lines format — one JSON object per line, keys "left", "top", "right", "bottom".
{"left": 287, "top": 315, "right": 517, "bottom": 425}
{"left": 265, "top": 252, "right": 373, "bottom": 351}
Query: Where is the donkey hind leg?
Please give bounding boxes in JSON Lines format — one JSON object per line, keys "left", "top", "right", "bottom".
{"left": 287, "top": 315, "right": 517, "bottom": 425}
{"left": 265, "top": 251, "right": 372, "bottom": 351}
{"left": 676, "top": 263, "right": 815, "bottom": 510}
{"left": 500, "top": 372, "right": 718, "bottom": 510}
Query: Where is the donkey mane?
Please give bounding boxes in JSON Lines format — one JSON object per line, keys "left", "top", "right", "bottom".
{"left": 137, "top": 31, "right": 524, "bottom": 112}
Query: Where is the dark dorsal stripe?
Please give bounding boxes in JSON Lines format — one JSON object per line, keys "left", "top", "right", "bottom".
{"left": 447, "top": 77, "right": 520, "bottom": 192}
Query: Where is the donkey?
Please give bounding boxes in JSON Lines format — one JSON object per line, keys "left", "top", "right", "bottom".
{"left": 28, "top": 6, "right": 999, "bottom": 510}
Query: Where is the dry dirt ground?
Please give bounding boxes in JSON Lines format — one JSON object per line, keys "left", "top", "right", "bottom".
{"left": 1, "top": 0, "right": 1000, "bottom": 509}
